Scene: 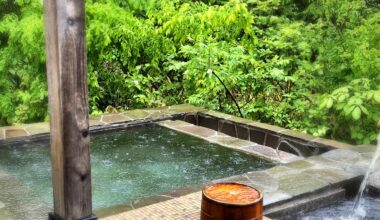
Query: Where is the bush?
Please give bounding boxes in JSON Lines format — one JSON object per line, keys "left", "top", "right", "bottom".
{"left": 0, "top": 0, "right": 379, "bottom": 144}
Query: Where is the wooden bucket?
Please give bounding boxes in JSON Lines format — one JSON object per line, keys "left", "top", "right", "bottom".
{"left": 201, "top": 182, "right": 263, "bottom": 220}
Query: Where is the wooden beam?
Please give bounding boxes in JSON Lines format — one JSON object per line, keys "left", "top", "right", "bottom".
{"left": 43, "top": 0, "right": 95, "bottom": 219}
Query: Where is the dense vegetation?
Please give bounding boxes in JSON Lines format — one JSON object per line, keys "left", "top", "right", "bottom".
{"left": 0, "top": 0, "right": 379, "bottom": 144}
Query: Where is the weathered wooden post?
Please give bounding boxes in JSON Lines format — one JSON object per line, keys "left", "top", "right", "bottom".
{"left": 43, "top": 0, "right": 96, "bottom": 219}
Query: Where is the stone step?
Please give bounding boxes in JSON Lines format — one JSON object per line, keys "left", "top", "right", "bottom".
{"left": 157, "top": 120, "right": 301, "bottom": 163}
{"left": 264, "top": 188, "right": 345, "bottom": 218}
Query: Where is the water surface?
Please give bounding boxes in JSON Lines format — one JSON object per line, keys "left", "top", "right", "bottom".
{"left": 0, "top": 125, "right": 273, "bottom": 218}
{"left": 292, "top": 196, "right": 380, "bottom": 220}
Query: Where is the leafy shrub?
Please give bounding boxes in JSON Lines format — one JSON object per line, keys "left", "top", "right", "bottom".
{"left": 0, "top": 0, "right": 379, "bottom": 144}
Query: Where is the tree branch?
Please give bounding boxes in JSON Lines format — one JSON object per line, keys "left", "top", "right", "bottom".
{"left": 210, "top": 70, "right": 244, "bottom": 118}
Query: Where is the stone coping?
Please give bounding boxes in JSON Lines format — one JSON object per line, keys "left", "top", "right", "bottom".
{"left": 158, "top": 120, "right": 301, "bottom": 164}
{"left": 0, "top": 104, "right": 206, "bottom": 145}
{"left": 0, "top": 104, "right": 354, "bottom": 153}
{"left": 192, "top": 112, "right": 353, "bottom": 156}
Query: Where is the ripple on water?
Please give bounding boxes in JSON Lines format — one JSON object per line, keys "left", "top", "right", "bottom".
{"left": 0, "top": 126, "right": 273, "bottom": 218}
{"left": 294, "top": 196, "right": 380, "bottom": 220}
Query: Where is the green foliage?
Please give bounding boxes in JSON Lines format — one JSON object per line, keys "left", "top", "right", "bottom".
{"left": 86, "top": 2, "right": 178, "bottom": 111}
{"left": 0, "top": 0, "right": 47, "bottom": 125}
{"left": 318, "top": 79, "right": 380, "bottom": 143}
{"left": 0, "top": 0, "right": 379, "bottom": 144}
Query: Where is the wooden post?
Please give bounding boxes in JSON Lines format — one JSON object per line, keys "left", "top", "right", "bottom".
{"left": 43, "top": 0, "right": 96, "bottom": 219}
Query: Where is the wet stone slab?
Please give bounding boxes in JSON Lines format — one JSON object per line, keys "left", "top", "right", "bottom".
{"left": 278, "top": 129, "right": 317, "bottom": 142}
{"left": 89, "top": 115, "right": 106, "bottom": 126}
{"left": 352, "top": 159, "right": 371, "bottom": 173}
{"left": 203, "top": 110, "right": 233, "bottom": 120}
{"left": 300, "top": 168, "right": 356, "bottom": 185}
{"left": 284, "top": 160, "right": 314, "bottom": 170}
{"left": 5, "top": 128, "right": 28, "bottom": 138}
{"left": 230, "top": 115, "right": 257, "bottom": 124}
{"left": 306, "top": 156, "right": 347, "bottom": 170}
{"left": 242, "top": 144, "right": 300, "bottom": 163}
{"left": 212, "top": 174, "right": 251, "bottom": 185}
{"left": 23, "top": 123, "right": 50, "bottom": 135}
{"left": 143, "top": 110, "right": 171, "bottom": 120}
{"left": 101, "top": 114, "right": 130, "bottom": 124}
{"left": 349, "top": 144, "right": 377, "bottom": 154}
{"left": 306, "top": 155, "right": 368, "bottom": 177}
{"left": 0, "top": 129, "right": 4, "bottom": 140}
{"left": 208, "top": 136, "right": 253, "bottom": 148}
{"left": 158, "top": 120, "right": 192, "bottom": 128}
{"left": 321, "top": 149, "right": 362, "bottom": 163}
{"left": 245, "top": 171, "right": 279, "bottom": 193}
{"left": 174, "top": 125, "right": 217, "bottom": 138}
{"left": 312, "top": 138, "right": 353, "bottom": 149}
{"left": 360, "top": 152, "right": 377, "bottom": 161}
{"left": 277, "top": 173, "right": 328, "bottom": 197}
{"left": 263, "top": 191, "right": 292, "bottom": 206}
{"left": 121, "top": 109, "right": 150, "bottom": 119}
{"left": 165, "top": 104, "right": 206, "bottom": 114}
{"left": 319, "top": 149, "right": 371, "bottom": 175}
{"left": 265, "top": 165, "right": 298, "bottom": 178}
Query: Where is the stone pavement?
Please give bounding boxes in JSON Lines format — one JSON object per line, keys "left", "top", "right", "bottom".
{"left": 101, "top": 191, "right": 271, "bottom": 220}
{"left": 102, "top": 192, "right": 202, "bottom": 220}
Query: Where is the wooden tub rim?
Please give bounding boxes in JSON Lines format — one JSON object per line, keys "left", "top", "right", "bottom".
{"left": 202, "top": 182, "right": 263, "bottom": 207}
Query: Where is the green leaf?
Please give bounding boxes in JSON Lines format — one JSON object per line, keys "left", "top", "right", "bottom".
{"left": 326, "top": 98, "right": 333, "bottom": 109}
{"left": 360, "top": 106, "right": 369, "bottom": 115}
{"left": 374, "top": 91, "right": 380, "bottom": 103}
{"left": 352, "top": 107, "right": 361, "bottom": 120}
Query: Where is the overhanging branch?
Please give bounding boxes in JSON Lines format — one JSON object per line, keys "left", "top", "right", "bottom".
{"left": 210, "top": 70, "right": 244, "bottom": 118}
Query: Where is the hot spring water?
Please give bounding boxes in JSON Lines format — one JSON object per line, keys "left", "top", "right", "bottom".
{"left": 0, "top": 126, "right": 273, "bottom": 219}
